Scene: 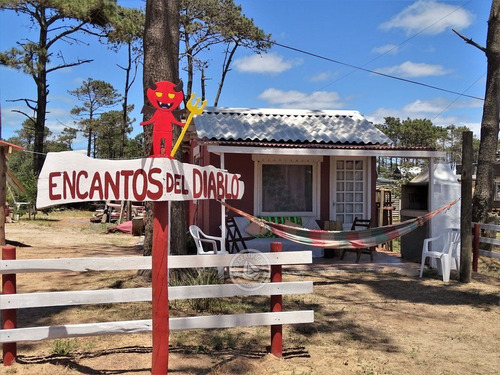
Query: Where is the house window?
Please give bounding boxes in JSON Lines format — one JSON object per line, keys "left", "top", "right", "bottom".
{"left": 262, "top": 164, "right": 313, "bottom": 212}
{"left": 331, "top": 157, "right": 368, "bottom": 227}
{"left": 496, "top": 181, "right": 500, "bottom": 201}
{"left": 253, "top": 155, "right": 321, "bottom": 216}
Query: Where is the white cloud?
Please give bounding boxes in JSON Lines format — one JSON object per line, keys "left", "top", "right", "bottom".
{"left": 258, "top": 88, "right": 344, "bottom": 109}
{"left": 72, "top": 76, "right": 86, "bottom": 87}
{"left": 403, "top": 97, "right": 482, "bottom": 114}
{"left": 309, "top": 72, "right": 333, "bottom": 82}
{"left": 366, "top": 107, "right": 404, "bottom": 125}
{"left": 233, "top": 53, "right": 301, "bottom": 74}
{"left": 366, "top": 98, "right": 482, "bottom": 138}
{"left": 51, "top": 94, "right": 78, "bottom": 105}
{"left": 372, "top": 44, "right": 399, "bottom": 55}
{"left": 1, "top": 104, "right": 77, "bottom": 140}
{"left": 459, "top": 121, "right": 481, "bottom": 138}
{"left": 403, "top": 98, "right": 450, "bottom": 114}
{"left": 1, "top": 106, "right": 27, "bottom": 131}
{"left": 380, "top": 0, "right": 474, "bottom": 35}
{"left": 367, "top": 106, "right": 458, "bottom": 126}
{"left": 376, "top": 61, "right": 450, "bottom": 77}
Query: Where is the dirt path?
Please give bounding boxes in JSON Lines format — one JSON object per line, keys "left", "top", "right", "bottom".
{"left": 2, "top": 212, "right": 500, "bottom": 374}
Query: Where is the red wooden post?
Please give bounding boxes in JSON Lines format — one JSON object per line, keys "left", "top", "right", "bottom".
{"left": 270, "top": 242, "right": 282, "bottom": 358}
{"left": 2, "top": 245, "right": 16, "bottom": 366}
{"left": 472, "top": 223, "right": 480, "bottom": 272}
{"left": 152, "top": 201, "right": 169, "bottom": 374}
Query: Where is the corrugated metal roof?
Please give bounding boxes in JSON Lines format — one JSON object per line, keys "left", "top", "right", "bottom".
{"left": 197, "top": 140, "right": 435, "bottom": 151}
{"left": 194, "top": 107, "right": 392, "bottom": 145}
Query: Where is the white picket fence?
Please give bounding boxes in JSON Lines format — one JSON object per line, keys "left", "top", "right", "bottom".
{"left": 0, "top": 251, "right": 314, "bottom": 344}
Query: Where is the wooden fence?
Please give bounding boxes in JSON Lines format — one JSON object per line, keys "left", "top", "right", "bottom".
{"left": 472, "top": 222, "right": 500, "bottom": 272}
{"left": 1, "top": 245, "right": 314, "bottom": 366}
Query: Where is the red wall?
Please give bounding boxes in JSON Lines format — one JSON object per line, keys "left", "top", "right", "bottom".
{"left": 188, "top": 145, "right": 255, "bottom": 236}
{"left": 189, "top": 149, "right": 377, "bottom": 236}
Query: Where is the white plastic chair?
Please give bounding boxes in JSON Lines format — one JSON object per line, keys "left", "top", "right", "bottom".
{"left": 419, "top": 228, "right": 460, "bottom": 282}
{"left": 189, "top": 225, "right": 228, "bottom": 278}
{"left": 189, "top": 225, "right": 228, "bottom": 255}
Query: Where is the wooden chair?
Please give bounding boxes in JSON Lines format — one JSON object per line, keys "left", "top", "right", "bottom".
{"left": 340, "top": 217, "right": 376, "bottom": 262}
{"left": 225, "top": 216, "right": 253, "bottom": 253}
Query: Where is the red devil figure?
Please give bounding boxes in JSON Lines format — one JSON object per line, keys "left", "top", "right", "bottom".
{"left": 141, "top": 80, "right": 185, "bottom": 158}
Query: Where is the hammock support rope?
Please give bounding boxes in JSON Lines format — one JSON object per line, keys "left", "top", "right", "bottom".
{"left": 220, "top": 199, "right": 459, "bottom": 249}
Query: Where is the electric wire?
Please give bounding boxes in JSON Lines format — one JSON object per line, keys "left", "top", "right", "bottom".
{"left": 432, "top": 73, "right": 486, "bottom": 122}
{"left": 313, "top": 0, "right": 475, "bottom": 93}
{"left": 272, "top": 41, "right": 484, "bottom": 101}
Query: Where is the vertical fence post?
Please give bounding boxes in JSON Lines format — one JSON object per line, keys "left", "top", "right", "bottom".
{"left": 270, "top": 242, "right": 282, "bottom": 358}
{"left": 2, "top": 245, "right": 16, "bottom": 366}
{"left": 152, "top": 201, "right": 169, "bottom": 374}
{"left": 460, "top": 131, "right": 473, "bottom": 283}
{"left": 472, "top": 223, "right": 480, "bottom": 272}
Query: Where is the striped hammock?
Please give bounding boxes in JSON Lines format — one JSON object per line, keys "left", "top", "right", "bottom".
{"left": 220, "top": 199, "right": 459, "bottom": 249}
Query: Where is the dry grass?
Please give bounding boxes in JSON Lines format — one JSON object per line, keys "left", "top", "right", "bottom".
{"left": 2, "top": 211, "right": 499, "bottom": 374}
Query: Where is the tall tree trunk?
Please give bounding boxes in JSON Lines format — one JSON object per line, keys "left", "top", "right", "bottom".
{"left": 460, "top": 131, "right": 473, "bottom": 283}
{"left": 120, "top": 42, "right": 134, "bottom": 158}
{"left": 201, "top": 67, "right": 206, "bottom": 101}
{"left": 171, "top": 22, "right": 186, "bottom": 256}
{"left": 142, "top": 0, "right": 184, "bottom": 258}
{"left": 34, "top": 9, "right": 48, "bottom": 177}
{"left": 34, "top": 70, "right": 47, "bottom": 176}
{"left": 185, "top": 40, "right": 194, "bottom": 99}
{"left": 214, "top": 40, "right": 239, "bottom": 107}
{"left": 472, "top": 0, "right": 500, "bottom": 223}
{"left": 87, "top": 126, "right": 92, "bottom": 157}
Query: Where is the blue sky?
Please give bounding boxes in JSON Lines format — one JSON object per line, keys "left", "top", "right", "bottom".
{"left": 0, "top": 0, "right": 491, "bottom": 150}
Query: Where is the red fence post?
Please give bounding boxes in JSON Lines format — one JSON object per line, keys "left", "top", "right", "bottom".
{"left": 151, "top": 201, "right": 169, "bottom": 374}
{"left": 270, "top": 242, "right": 282, "bottom": 358}
{"left": 2, "top": 245, "right": 17, "bottom": 366}
{"left": 472, "top": 223, "right": 480, "bottom": 273}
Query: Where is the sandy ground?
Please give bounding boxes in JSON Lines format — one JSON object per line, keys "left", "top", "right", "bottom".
{"left": 2, "top": 212, "right": 499, "bottom": 375}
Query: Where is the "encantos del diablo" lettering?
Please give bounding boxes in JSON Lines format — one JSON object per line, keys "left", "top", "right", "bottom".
{"left": 36, "top": 152, "right": 244, "bottom": 208}
{"left": 47, "top": 168, "right": 241, "bottom": 202}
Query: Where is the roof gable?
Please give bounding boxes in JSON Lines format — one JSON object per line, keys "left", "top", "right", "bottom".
{"left": 194, "top": 107, "right": 392, "bottom": 145}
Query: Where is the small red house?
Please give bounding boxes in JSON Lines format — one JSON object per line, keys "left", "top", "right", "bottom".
{"left": 187, "top": 107, "right": 445, "bottom": 256}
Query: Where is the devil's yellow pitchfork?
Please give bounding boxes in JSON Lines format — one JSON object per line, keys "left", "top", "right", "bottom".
{"left": 170, "top": 93, "right": 207, "bottom": 158}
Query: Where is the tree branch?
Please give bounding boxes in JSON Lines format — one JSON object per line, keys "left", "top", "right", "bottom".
{"left": 452, "top": 29, "right": 487, "bottom": 54}
{"left": 46, "top": 58, "right": 93, "bottom": 74}
{"left": 7, "top": 98, "right": 37, "bottom": 111}
{"left": 46, "top": 21, "right": 87, "bottom": 50}
{"left": 11, "top": 109, "right": 36, "bottom": 123}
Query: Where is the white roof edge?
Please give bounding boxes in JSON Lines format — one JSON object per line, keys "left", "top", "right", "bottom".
{"left": 203, "top": 106, "right": 364, "bottom": 118}
{"left": 207, "top": 145, "right": 445, "bottom": 158}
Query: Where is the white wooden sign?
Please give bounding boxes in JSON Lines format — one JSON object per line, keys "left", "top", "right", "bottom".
{"left": 36, "top": 151, "right": 245, "bottom": 208}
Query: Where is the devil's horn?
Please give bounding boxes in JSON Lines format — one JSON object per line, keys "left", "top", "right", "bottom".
{"left": 174, "top": 80, "right": 183, "bottom": 92}
{"left": 148, "top": 79, "right": 157, "bottom": 90}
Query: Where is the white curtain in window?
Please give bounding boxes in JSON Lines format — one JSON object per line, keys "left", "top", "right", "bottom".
{"left": 262, "top": 164, "right": 313, "bottom": 212}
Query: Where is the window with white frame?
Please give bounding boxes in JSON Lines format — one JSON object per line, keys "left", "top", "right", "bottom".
{"left": 332, "top": 158, "right": 367, "bottom": 226}
{"left": 253, "top": 155, "right": 321, "bottom": 216}
{"left": 496, "top": 181, "right": 500, "bottom": 201}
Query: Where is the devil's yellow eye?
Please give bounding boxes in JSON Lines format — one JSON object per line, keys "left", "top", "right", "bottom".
{"left": 156, "top": 92, "right": 163, "bottom": 98}
{"left": 168, "top": 93, "right": 175, "bottom": 99}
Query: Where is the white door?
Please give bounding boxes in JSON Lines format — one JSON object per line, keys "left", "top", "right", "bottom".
{"left": 330, "top": 157, "right": 369, "bottom": 229}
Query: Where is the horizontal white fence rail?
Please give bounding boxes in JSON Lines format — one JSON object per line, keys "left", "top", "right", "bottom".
{"left": 0, "top": 251, "right": 312, "bottom": 274}
{"left": 474, "top": 223, "right": 500, "bottom": 260}
{"left": 1, "top": 251, "right": 314, "bottom": 345}
{"left": 1, "top": 281, "right": 313, "bottom": 309}
{"left": 1, "top": 311, "right": 315, "bottom": 343}
{"left": 478, "top": 249, "right": 500, "bottom": 259}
